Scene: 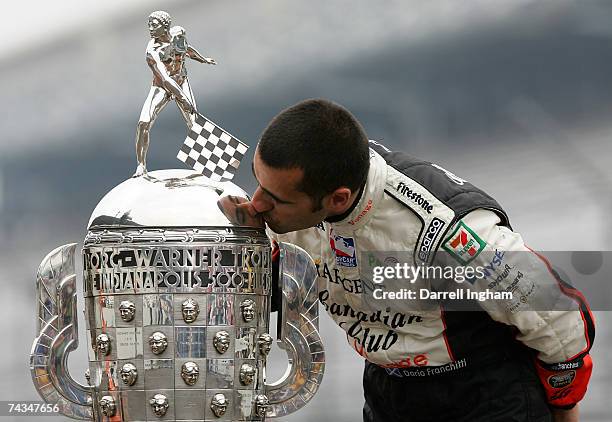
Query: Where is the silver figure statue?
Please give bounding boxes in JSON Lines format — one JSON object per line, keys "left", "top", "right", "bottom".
{"left": 180, "top": 361, "right": 200, "bottom": 386}
{"left": 120, "top": 363, "right": 138, "bottom": 386}
{"left": 240, "top": 298, "right": 256, "bottom": 322}
{"left": 211, "top": 393, "right": 228, "bottom": 418}
{"left": 149, "top": 331, "right": 168, "bottom": 355}
{"left": 119, "top": 300, "right": 136, "bottom": 322}
{"left": 149, "top": 394, "right": 169, "bottom": 417}
{"left": 181, "top": 297, "right": 200, "bottom": 323}
{"left": 134, "top": 10, "right": 217, "bottom": 177}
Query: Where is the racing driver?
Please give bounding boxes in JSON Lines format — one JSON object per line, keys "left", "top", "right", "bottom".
{"left": 237, "top": 98, "right": 594, "bottom": 421}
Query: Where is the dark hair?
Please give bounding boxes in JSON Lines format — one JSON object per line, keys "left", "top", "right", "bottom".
{"left": 258, "top": 99, "right": 370, "bottom": 205}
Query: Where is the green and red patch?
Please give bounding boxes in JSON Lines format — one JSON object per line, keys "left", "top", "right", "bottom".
{"left": 442, "top": 221, "right": 486, "bottom": 265}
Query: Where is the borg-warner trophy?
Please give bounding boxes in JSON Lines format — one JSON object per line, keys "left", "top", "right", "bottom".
{"left": 30, "top": 11, "right": 324, "bottom": 421}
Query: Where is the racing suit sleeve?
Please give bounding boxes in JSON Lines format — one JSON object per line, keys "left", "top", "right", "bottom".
{"left": 441, "top": 209, "right": 595, "bottom": 409}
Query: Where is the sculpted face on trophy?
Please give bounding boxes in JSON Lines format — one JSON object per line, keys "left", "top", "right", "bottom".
{"left": 240, "top": 299, "right": 256, "bottom": 322}
{"left": 95, "top": 333, "right": 111, "bottom": 357}
{"left": 119, "top": 300, "right": 136, "bottom": 322}
{"left": 180, "top": 361, "right": 200, "bottom": 386}
{"left": 210, "top": 393, "right": 228, "bottom": 418}
{"left": 258, "top": 333, "right": 273, "bottom": 357}
{"left": 99, "top": 396, "right": 116, "bottom": 417}
{"left": 239, "top": 363, "right": 256, "bottom": 386}
{"left": 120, "top": 363, "right": 138, "bottom": 386}
{"left": 181, "top": 298, "right": 200, "bottom": 323}
{"left": 149, "top": 394, "right": 169, "bottom": 417}
{"left": 255, "top": 394, "right": 270, "bottom": 418}
{"left": 213, "top": 330, "right": 231, "bottom": 354}
{"left": 149, "top": 331, "right": 168, "bottom": 355}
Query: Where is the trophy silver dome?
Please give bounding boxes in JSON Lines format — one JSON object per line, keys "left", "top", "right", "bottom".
{"left": 87, "top": 169, "right": 257, "bottom": 229}
{"left": 30, "top": 11, "right": 324, "bottom": 421}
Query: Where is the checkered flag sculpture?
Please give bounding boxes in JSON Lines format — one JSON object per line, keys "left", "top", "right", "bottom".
{"left": 177, "top": 114, "right": 248, "bottom": 181}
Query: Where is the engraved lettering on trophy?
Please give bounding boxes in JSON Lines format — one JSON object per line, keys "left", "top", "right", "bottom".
{"left": 210, "top": 393, "right": 228, "bottom": 418}
{"left": 240, "top": 299, "right": 256, "bottom": 322}
{"left": 257, "top": 333, "right": 273, "bottom": 357}
{"left": 120, "top": 363, "right": 138, "bottom": 386}
{"left": 213, "top": 330, "right": 231, "bottom": 354}
{"left": 149, "top": 331, "right": 168, "bottom": 355}
{"left": 239, "top": 363, "right": 256, "bottom": 386}
{"left": 254, "top": 394, "right": 270, "bottom": 418}
{"left": 115, "top": 327, "right": 137, "bottom": 359}
{"left": 149, "top": 393, "right": 170, "bottom": 417}
{"left": 95, "top": 333, "right": 111, "bottom": 357}
{"left": 99, "top": 396, "right": 116, "bottom": 417}
{"left": 85, "top": 246, "right": 251, "bottom": 292}
{"left": 134, "top": 10, "right": 216, "bottom": 177}
{"left": 119, "top": 300, "right": 136, "bottom": 322}
{"left": 181, "top": 298, "right": 200, "bottom": 323}
{"left": 180, "top": 361, "right": 200, "bottom": 386}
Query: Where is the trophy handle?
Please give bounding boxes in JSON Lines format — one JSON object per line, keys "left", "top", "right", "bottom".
{"left": 30, "top": 244, "right": 94, "bottom": 420}
{"left": 265, "top": 243, "right": 325, "bottom": 417}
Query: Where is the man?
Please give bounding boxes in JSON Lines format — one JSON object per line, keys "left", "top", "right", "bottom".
{"left": 134, "top": 10, "right": 216, "bottom": 176}
{"left": 240, "top": 99, "right": 594, "bottom": 421}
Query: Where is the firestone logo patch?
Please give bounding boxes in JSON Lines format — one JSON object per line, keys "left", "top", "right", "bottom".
{"left": 442, "top": 221, "right": 486, "bottom": 265}
{"left": 330, "top": 233, "right": 357, "bottom": 267}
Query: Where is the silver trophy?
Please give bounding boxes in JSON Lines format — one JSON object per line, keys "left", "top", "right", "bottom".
{"left": 30, "top": 11, "right": 324, "bottom": 421}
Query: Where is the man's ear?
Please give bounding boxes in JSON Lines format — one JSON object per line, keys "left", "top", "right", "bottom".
{"left": 325, "top": 187, "right": 353, "bottom": 214}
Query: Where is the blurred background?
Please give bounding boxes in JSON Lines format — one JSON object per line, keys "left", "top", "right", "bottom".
{"left": 1, "top": 0, "right": 610, "bottom": 420}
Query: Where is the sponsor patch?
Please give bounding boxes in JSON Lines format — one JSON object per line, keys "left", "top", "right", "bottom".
{"left": 442, "top": 221, "right": 486, "bottom": 265}
{"left": 417, "top": 217, "right": 446, "bottom": 262}
{"left": 330, "top": 233, "right": 357, "bottom": 267}
{"left": 548, "top": 371, "right": 576, "bottom": 389}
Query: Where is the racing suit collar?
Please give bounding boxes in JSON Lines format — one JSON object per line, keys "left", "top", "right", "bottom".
{"left": 327, "top": 148, "right": 387, "bottom": 231}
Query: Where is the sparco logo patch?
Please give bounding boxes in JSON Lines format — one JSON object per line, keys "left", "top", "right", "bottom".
{"left": 442, "top": 221, "right": 486, "bottom": 265}
{"left": 396, "top": 182, "right": 434, "bottom": 214}
{"left": 330, "top": 233, "right": 357, "bottom": 267}
{"left": 418, "top": 218, "right": 445, "bottom": 262}
{"left": 548, "top": 371, "right": 576, "bottom": 389}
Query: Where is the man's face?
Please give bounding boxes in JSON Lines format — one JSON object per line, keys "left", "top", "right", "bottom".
{"left": 251, "top": 150, "right": 327, "bottom": 234}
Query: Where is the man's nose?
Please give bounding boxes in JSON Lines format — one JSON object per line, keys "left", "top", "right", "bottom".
{"left": 251, "top": 187, "right": 273, "bottom": 213}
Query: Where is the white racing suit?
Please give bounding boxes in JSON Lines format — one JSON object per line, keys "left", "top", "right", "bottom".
{"left": 268, "top": 141, "right": 594, "bottom": 420}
